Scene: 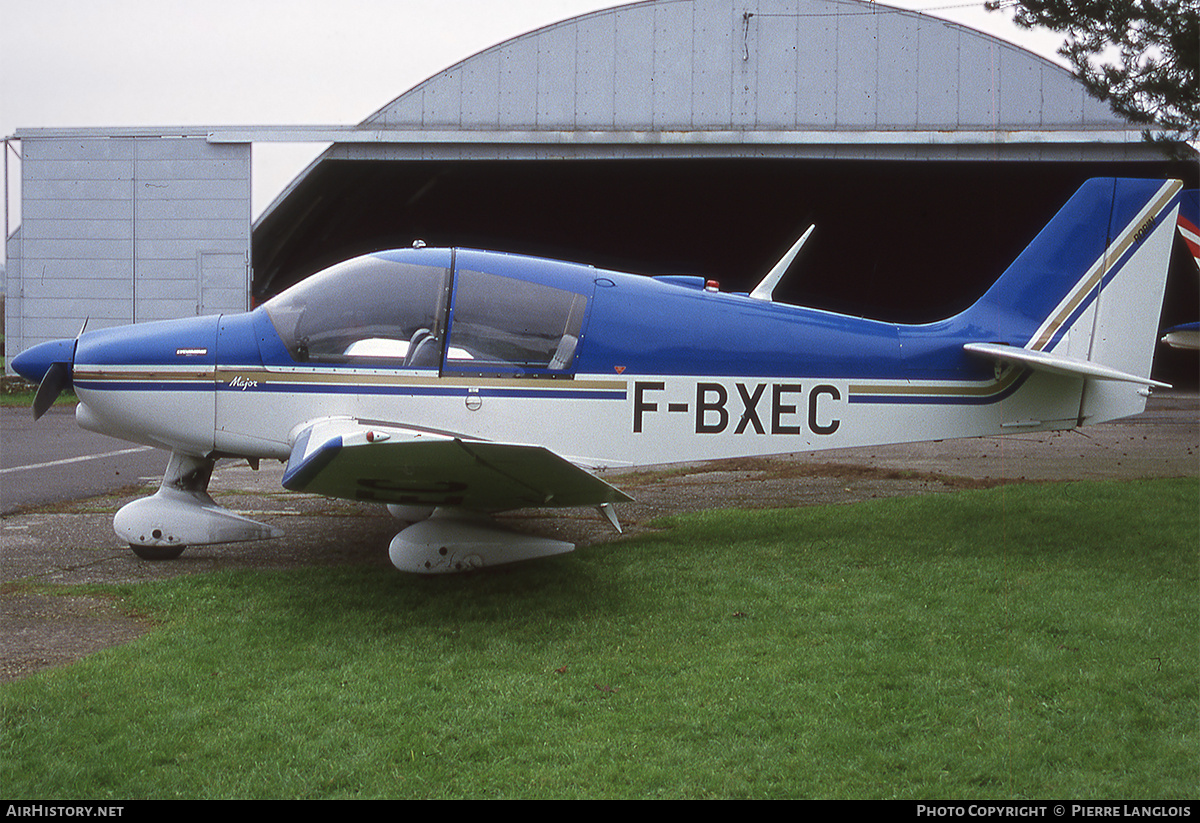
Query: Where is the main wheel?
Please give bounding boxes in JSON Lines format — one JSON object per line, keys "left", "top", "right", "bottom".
{"left": 130, "top": 543, "right": 186, "bottom": 561}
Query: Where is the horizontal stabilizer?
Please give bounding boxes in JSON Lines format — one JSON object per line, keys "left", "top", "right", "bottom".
{"left": 963, "top": 342, "right": 1171, "bottom": 388}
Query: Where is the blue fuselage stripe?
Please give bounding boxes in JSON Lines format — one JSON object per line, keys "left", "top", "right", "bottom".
{"left": 848, "top": 372, "right": 1030, "bottom": 405}
{"left": 76, "top": 378, "right": 628, "bottom": 401}
{"left": 76, "top": 374, "right": 1035, "bottom": 406}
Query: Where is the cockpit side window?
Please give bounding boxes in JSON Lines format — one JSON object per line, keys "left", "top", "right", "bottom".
{"left": 263, "top": 255, "right": 451, "bottom": 367}
{"left": 445, "top": 269, "right": 588, "bottom": 375}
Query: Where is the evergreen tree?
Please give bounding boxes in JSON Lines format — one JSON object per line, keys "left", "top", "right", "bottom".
{"left": 986, "top": 0, "right": 1199, "bottom": 141}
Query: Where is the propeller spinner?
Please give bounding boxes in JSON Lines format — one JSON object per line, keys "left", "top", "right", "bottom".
{"left": 10, "top": 336, "right": 78, "bottom": 419}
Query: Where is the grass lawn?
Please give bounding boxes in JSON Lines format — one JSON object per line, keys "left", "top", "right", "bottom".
{"left": 0, "top": 371, "right": 64, "bottom": 408}
{"left": 2, "top": 478, "right": 1196, "bottom": 799}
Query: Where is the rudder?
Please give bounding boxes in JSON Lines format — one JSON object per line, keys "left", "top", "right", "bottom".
{"left": 1075, "top": 180, "right": 1181, "bottom": 422}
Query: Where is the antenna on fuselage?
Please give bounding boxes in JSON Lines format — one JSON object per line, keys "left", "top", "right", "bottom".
{"left": 750, "top": 225, "right": 814, "bottom": 302}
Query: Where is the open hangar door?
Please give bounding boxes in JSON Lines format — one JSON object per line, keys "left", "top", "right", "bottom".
{"left": 252, "top": 156, "right": 1198, "bottom": 387}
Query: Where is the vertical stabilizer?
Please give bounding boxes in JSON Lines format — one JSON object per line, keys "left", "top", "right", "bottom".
{"left": 964, "top": 178, "right": 1182, "bottom": 425}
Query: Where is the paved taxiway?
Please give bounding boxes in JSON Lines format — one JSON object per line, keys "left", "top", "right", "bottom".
{"left": 2, "top": 406, "right": 165, "bottom": 514}
{"left": 2, "top": 391, "right": 1196, "bottom": 585}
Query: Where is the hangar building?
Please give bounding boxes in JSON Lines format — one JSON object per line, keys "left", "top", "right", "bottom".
{"left": 6, "top": 0, "right": 1197, "bottom": 381}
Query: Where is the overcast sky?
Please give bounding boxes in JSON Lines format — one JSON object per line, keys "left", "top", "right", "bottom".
{"left": 1, "top": 0, "right": 1068, "bottom": 230}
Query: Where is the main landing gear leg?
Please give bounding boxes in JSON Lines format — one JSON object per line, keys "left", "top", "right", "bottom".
{"left": 113, "top": 451, "right": 283, "bottom": 560}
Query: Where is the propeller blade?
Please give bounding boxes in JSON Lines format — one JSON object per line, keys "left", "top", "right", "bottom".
{"left": 32, "top": 361, "right": 70, "bottom": 420}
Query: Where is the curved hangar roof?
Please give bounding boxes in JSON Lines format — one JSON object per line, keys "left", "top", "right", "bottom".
{"left": 351, "top": 0, "right": 1126, "bottom": 148}
{"left": 254, "top": 0, "right": 1177, "bottom": 313}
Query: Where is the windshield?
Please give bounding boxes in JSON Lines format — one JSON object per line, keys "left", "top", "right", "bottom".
{"left": 263, "top": 253, "right": 451, "bottom": 367}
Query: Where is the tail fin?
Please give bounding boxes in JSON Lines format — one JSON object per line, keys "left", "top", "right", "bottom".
{"left": 964, "top": 177, "right": 1183, "bottom": 424}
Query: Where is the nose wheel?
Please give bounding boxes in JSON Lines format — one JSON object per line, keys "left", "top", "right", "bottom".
{"left": 129, "top": 543, "right": 186, "bottom": 561}
{"left": 115, "top": 451, "right": 282, "bottom": 560}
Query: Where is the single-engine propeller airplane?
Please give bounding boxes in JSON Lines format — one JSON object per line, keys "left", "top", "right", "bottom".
{"left": 11, "top": 177, "right": 1186, "bottom": 573}
{"left": 1161, "top": 188, "right": 1199, "bottom": 351}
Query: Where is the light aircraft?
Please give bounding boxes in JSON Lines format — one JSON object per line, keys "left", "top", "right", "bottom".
{"left": 11, "top": 177, "right": 1184, "bottom": 573}
{"left": 1176, "top": 188, "right": 1199, "bottom": 270}
{"left": 1161, "top": 321, "right": 1199, "bottom": 351}
{"left": 1161, "top": 189, "right": 1199, "bottom": 351}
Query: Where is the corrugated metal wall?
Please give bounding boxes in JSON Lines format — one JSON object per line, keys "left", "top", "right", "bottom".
{"left": 6, "top": 136, "right": 250, "bottom": 357}
{"left": 363, "top": 0, "right": 1121, "bottom": 135}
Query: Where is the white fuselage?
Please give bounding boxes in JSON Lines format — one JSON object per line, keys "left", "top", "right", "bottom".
{"left": 77, "top": 362, "right": 1091, "bottom": 472}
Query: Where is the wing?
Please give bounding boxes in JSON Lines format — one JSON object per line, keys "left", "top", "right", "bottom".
{"left": 281, "top": 418, "right": 633, "bottom": 511}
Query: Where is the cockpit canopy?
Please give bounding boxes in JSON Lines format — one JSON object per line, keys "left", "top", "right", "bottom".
{"left": 262, "top": 250, "right": 589, "bottom": 375}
